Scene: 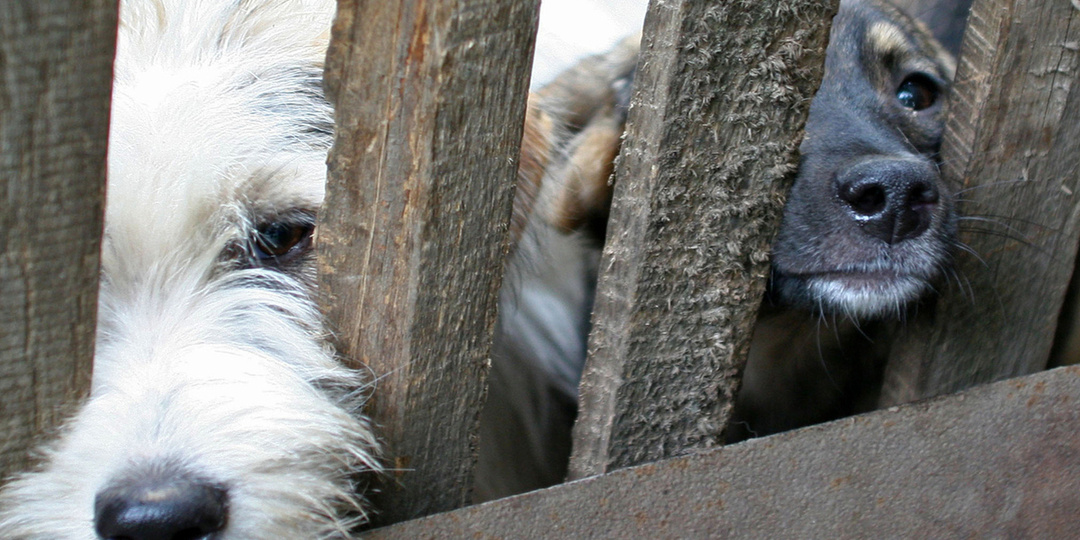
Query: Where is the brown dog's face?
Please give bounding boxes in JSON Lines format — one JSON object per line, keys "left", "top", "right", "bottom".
{"left": 515, "top": 0, "right": 957, "bottom": 322}
{"left": 769, "top": 0, "right": 957, "bottom": 319}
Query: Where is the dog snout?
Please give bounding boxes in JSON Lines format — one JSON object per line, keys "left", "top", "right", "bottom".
{"left": 836, "top": 158, "right": 939, "bottom": 245}
{"left": 94, "top": 472, "right": 228, "bottom": 540}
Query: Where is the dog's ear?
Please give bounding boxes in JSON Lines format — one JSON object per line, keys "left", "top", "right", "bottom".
{"left": 511, "top": 35, "right": 639, "bottom": 245}
{"left": 531, "top": 34, "right": 638, "bottom": 130}
{"left": 532, "top": 103, "right": 622, "bottom": 238}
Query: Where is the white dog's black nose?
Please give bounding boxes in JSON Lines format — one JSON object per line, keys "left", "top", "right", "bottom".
{"left": 836, "top": 158, "right": 939, "bottom": 245}
{"left": 94, "top": 473, "right": 228, "bottom": 540}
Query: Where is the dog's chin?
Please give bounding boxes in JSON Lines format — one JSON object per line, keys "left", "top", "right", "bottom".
{"left": 772, "top": 266, "right": 935, "bottom": 320}
{"left": 808, "top": 271, "right": 932, "bottom": 318}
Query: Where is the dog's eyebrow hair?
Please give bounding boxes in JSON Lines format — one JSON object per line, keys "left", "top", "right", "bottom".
{"left": 867, "top": 21, "right": 909, "bottom": 60}
{"left": 247, "top": 64, "right": 335, "bottom": 147}
{"left": 292, "top": 66, "right": 335, "bottom": 140}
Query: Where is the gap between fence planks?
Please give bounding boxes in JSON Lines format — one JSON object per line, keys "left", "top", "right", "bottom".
{"left": 317, "top": 0, "right": 540, "bottom": 524}
{"left": 879, "top": 0, "right": 1080, "bottom": 405}
{"left": 0, "top": 1, "right": 115, "bottom": 479}
{"left": 567, "top": 0, "right": 839, "bottom": 479}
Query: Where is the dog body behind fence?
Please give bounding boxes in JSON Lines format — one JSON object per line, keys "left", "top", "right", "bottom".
{"left": 0, "top": 1, "right": 381, "bottom": 539}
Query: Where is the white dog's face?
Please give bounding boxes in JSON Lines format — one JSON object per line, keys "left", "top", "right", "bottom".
{"left": 0, "top": 1, "right": 380, "bottom": 539}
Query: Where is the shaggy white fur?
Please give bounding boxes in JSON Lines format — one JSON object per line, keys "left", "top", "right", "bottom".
{"left": 0, "top": 1, "right": 380, "bottom": 538}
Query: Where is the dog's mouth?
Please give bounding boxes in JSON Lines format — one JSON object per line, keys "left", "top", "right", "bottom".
{"left": 781, "top": 260, "right": 940, "bottom": 318}
{"left": 808, "top": 270, "right": 930, "bottom": 313}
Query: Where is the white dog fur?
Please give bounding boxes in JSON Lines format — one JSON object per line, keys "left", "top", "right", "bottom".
{"left": 0, "top": 1, "right": 381, "bottom": 538}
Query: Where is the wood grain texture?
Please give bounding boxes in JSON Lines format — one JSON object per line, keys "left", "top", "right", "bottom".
{"left": 0, "top": 1, "right": 114, "bottom": 479}
{"left": 568, "top": 0, "right": 838, "bottom": 479}
{"left": 367, "top": 366, "right": 1080, "bottom": 539}
{"left": 317, "top": 0, "right": 539, "bottom": 524}
{"left": 880, "top": 0, "right": 1080, "bottom": 405}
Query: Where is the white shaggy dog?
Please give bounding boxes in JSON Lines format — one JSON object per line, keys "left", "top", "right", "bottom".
{"left": 0, "top": 1, "right": 381, "bottom": 538}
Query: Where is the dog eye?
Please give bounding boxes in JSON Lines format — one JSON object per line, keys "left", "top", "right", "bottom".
{"left": 252, "top": 219, "right": 314, "bottom": 263}
{"left": 896, "top": 73, "right": 938, "bottom": 111}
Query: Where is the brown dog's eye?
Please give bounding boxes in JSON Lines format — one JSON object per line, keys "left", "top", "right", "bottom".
{"left": 896, "top": 73, "right": 938, "bottom": 111}
{"left": 253, "top": 219, "right": 314, "bottom": 264}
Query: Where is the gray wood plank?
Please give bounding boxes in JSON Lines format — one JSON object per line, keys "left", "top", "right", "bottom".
{"left": 364, "top": 366, "right": 1080, "bottom": 539}
{"left": 317, "top": 0, "right": 540, "bottom": 524}
{"left": 568, "top": 0, "right": 839, "bottom": 479}
{"left": 880, "top": 0, "right": 1080, "bottom": 405}
{"left": 0, "top": 0, "right": 114, "bottom": 479}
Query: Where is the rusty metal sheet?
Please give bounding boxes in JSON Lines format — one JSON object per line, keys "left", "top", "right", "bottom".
{"left": 362, "top": 366, "right": 1080, "bottom": 538}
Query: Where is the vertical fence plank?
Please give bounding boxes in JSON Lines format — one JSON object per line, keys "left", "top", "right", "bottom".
{"left": 318, "top": 0, "right": 539, "bottom": 524}
{"left": 568, "top": 0, "right": 838, "bottom": 479}
{"left": 879, "top": 0, "right": 1080, "bottom": 405}
{"left": 0, "top": 1, "right": 114, "bottom": 479}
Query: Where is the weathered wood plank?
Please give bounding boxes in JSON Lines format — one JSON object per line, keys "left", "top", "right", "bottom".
{"left": 317, "top": 0, "right": 540, "bottom": 524}
{"left": 567, "top": 0, "right": 839, "bottom": 479}
{"left": 0, "top": 0, "right": 114, "bottom": 479}
{"left": 880, "top": 0, "right": 1080, "bottom": 405}
{"left": 365, "top": 366, "right": 1080, "bottom": 538}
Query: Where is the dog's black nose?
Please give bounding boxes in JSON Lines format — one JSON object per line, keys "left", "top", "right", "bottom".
{"left": 94, "top": 474, "right": 228, "bottom": 540}
{"left": 836, "top": 158, "right": 939, "bottom": 244}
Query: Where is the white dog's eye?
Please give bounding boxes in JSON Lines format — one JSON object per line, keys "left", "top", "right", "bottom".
{"left": 253, "top": 218, "right": 314, "bottom": 264}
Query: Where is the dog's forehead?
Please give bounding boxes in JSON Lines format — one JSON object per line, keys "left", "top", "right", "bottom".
{"left": 103, "top": 0, "right": 335, "bottom": 259}
{"left": 850, "top": 0, "right": 954, "bottom": 81}
{"left": 107, "top": 67, "right": 326, "bottom": 214}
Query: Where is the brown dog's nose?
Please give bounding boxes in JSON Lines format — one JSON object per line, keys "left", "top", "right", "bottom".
{"left": 836, "top": 158, "right": 939, "bottom": 244}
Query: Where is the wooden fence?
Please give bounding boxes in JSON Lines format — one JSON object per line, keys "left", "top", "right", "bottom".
{"left": 0, "top": 0, "right": 114, "bottom": 480}
{"left": 1, "top": 0, "right": 1078, "bottom": 536}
